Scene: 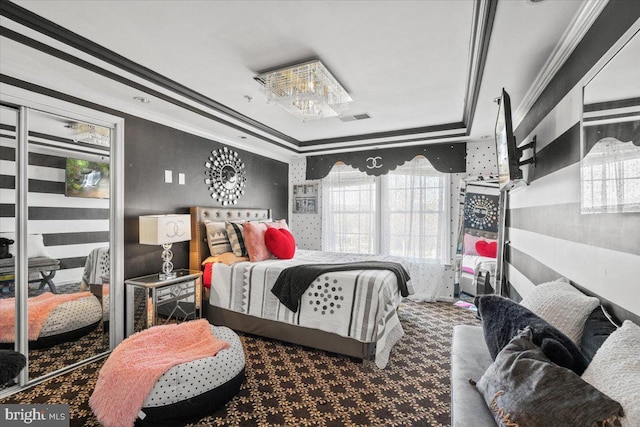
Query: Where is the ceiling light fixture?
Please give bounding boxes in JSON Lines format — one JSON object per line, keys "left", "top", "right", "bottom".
{"left": 67, "top": 122, "right": 110, "bottom": 147}
{"left": 255, "top": 60, "right": 352, "bottom": 122}
{"left": 133, "top": 96, "right": 151, "bottom": 103}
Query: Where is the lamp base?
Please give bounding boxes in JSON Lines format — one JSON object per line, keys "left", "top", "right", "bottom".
{"left": 159, "top": 271, "right": 177, "bottom": 281}
{"left": 159, "top": 242, "right": 175, "bottom": 280}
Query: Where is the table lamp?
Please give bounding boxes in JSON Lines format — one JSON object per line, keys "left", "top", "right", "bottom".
{"left": 139, "top": 214, "right": 191, "bottom": 280}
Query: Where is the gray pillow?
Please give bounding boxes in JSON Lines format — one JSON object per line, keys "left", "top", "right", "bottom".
{"left": 475, "top": 327, "right": 624, "bottom": 427}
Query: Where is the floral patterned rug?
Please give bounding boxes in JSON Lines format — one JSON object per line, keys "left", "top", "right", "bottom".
{"left": 1, "top": 301, "right": 480, "bottom": 427}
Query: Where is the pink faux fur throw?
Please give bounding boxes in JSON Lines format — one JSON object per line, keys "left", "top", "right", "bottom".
{"left": 0, "top": 291, "right": 93, "bottom": 342}
{"left": 89, "top": 319, "right": 230, "bottom": 427}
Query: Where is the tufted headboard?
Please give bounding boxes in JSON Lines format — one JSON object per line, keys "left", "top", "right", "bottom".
{"left": 189, "top": 207, "right": 272, "bottom": 271}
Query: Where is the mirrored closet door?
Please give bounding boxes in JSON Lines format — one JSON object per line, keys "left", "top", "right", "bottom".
{"left": 0, "top": 97, "right": 122, "bottom": 390}
{"left": 27, "top": 109, "right": 110, "bottom": 380}
{"left": 0, "top": 105, "right": 25, "bottom": 385}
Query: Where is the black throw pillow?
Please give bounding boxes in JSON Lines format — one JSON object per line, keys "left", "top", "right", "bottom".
{"left": 580, "top": 305, "right": 618, "bottom": 363}
{"left": 0, "top": 349, "right": 26, "bottom": 386}
{"left": 474, "top": 295, "right": 589, "bottom": 375}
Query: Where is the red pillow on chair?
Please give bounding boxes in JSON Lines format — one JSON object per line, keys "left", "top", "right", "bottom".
{"left": 264, "top": 228, "right": 296, "bottom": 259}
{"left": 476, "top": 240, "right": 497, "bottom": 258}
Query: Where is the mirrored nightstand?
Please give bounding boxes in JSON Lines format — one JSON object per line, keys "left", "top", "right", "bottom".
{"left": 125, "top": 269, "right": 203, "bottom": 336}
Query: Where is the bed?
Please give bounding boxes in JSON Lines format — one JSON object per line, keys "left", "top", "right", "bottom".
{"left": 81, "top": 247, "right": 110, "bottom": 321}
{"left": 459, "top": 230, "right": 497, "bottom": 296}
{"left": 189, "top": 207, "right": 413, "bottom": 368}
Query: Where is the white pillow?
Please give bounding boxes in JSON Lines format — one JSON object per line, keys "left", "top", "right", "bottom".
{"left": 520, "top": 280, "right": 599, "bottom": 345}
{"left": 0, "top": 232, "right": 50, "bottom": 258}
{"left": 204, "top": 221, "right": 232, "bottom": 256}
{"left": 582, "top": 320, "right": 640, "bottom": 427}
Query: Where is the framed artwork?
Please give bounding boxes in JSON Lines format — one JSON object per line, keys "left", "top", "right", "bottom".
{"left": 292, "top": 184, "right": 318, "bottom": 214}
{"left": 65, "top": 157, "right": 110, "bottom": 199}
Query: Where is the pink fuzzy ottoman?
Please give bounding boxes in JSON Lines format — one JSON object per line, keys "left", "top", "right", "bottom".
{"left": 91, "top": 323, "right": 245, "bottom": 427}
{"left": 137, "top": 325, "right": 245, "bottom": 426}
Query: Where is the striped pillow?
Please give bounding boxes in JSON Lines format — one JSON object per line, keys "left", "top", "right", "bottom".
{"left": 225, "top": 221, "right": 247, "bottom": 257}
{"left": 204, "top": 221, "right": 232, "bottom": 256}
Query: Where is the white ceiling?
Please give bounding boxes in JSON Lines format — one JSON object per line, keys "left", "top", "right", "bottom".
{"left": 0, "top": 0, "right": 590, "bottom": 160}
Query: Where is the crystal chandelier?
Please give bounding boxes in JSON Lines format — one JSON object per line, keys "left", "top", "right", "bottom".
{"left": 68, "top": 122, "right": 111, "bottom": 147}
{"left": 256, "top": 60, "right": 352, "bottom": 121}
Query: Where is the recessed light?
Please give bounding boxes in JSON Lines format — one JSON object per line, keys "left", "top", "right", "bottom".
{"left": 133, "top": 96, "right": 151, "bottom": 103}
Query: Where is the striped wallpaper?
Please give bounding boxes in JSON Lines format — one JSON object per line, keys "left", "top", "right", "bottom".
{"left": 504, "top": 2, "right": 640, "bottom": 323}
{"left": 0, "top": 132, "right": 109, "bottom": 285}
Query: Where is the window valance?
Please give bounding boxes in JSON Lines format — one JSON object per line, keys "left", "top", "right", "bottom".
{"left": 305, "top": 142, "right": 466, "bottom": 180}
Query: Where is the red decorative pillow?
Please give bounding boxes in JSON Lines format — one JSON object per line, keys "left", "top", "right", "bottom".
{"left": 203, "top": 262, "right": 213, "bottom": 288}
{"left": 476, "top": 240, "right": 497, "bottom": 258}
{"left": 264, "top": 228, "right": 296, "bottom": 259}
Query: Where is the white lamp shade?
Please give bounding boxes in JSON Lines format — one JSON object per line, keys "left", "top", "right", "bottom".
{"left": 139, "top": 214, "right": 191, "bottom": 245}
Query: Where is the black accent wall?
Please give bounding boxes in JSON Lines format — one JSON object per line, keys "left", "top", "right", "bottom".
{"left": 123, "top": 115, "right": 288, "bottom": 278}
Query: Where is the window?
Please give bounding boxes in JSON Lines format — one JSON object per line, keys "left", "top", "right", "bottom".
{"left": 322, "top": 156, "right": 450, "bottom": 263}
{"left": 322, "top": 164, "right": 376, "bottom": 254}
{"left": 581, "top": 137, "right": 640, "bottom": 213}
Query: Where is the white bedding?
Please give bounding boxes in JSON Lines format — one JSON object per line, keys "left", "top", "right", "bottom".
{"left": 209, "top": 249, "right": 414, "bottom": 368}
{"left": 461, "top": 254, "right": 496, "bottom": 275}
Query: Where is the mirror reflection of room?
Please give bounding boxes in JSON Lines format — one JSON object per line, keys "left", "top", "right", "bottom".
{"left": 457, "top": 177, "right": 500, "bottom": 297}
{"left": 0, "top": 108, "right": 111, "bottom": 382}
{"left": 581, "top": 29, "right": 640, "bottom": 214}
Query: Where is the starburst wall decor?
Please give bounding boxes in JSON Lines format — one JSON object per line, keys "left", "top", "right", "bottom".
{"left": 463, "top": 193, "right": 499, "bottom": 232}
{"left": 204, "top": 147, "right": 247, "bottom": 206}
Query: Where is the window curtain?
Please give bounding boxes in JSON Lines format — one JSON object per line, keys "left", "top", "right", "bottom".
{"left": 382, "top": 157, "right": 450, "bottom": 301}
{"left": 322, "top": 157, "right": 451, "bottom": 301}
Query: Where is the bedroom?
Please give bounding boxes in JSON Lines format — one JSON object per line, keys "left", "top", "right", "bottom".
{"left": 1, "top": 0, "right": 639, "bottom": 426}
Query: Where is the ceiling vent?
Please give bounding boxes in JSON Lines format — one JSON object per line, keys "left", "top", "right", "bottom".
{"left": 339, "top": 113, "right": 371, "bottom": 122}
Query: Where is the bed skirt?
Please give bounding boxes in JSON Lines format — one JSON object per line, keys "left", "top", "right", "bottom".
{"left": 207, "top": 305, "right": 374, "bottom": 360}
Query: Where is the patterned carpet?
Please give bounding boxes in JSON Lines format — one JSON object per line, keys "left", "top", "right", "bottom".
{"left": 1, "top": 301, "right": 480, "bottom": 427}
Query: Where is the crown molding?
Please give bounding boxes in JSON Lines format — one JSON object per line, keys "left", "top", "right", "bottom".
{"left": 0, "top": 68, "right": 296, "bottom": 164}
{"left": 463, "top": 0, "right": 498, "bottom": 128}
{"left": 513, "top": 0, "right": 609, "bottom": 127}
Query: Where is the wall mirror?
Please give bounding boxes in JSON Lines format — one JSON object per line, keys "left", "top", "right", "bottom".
{"left": 581, "top": 28, "right": 640, "bottom": 214}
{"left": 204, "top": 147, "right": 247, "bottom": 206}
{"left": 456, "top": 177, "right": 500, "bottom": 297}
{"left": 0, "top": 90, "right": 124, "bottom": 393}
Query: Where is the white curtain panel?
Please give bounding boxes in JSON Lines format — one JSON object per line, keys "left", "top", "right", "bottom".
{"left": 322, "top": 157, "right": 451, "bottom": 301}
{"left": 383, "top": 157, "right": 450, "bottom": 301}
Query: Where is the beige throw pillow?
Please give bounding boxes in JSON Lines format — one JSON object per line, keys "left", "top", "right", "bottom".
{"left": 520, "top": 280, "right": 599, "bottom": 345}
{"left": 204, "top": 221, "right": 232, "bottom": 256}
{"left": 582, "top": 320, "right": 640, "bottom": 427}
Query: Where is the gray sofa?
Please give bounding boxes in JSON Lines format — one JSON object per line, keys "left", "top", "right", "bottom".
{"left": 450, "top": 325, "right": 495, "bottom": 426}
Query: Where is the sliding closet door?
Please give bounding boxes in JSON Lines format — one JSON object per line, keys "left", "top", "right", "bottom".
{"left": 26, "top": 109, "right": 111, "bottom": 381}
{"left": 0, "top": 85, "right": 124, "bottom": 395}
{"left": 0, "top": 105, "right": 26, "bottom": 385}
